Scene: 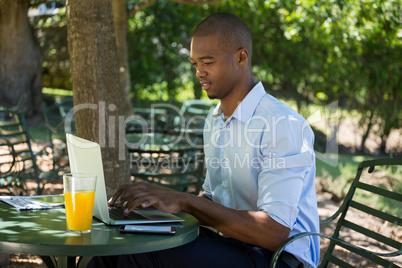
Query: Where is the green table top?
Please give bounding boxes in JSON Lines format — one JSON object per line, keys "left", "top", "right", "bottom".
{"left": 0, "top": 195, "right": 199, "bottom": 257}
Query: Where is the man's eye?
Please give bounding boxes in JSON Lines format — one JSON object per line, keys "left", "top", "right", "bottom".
{"left": 204, "top": 62, "right": 214, "bottom": 65}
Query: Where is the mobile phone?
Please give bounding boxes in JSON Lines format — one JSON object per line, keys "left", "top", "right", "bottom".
{"left": 119, "top": 225, "right": 176, "bottom": 235}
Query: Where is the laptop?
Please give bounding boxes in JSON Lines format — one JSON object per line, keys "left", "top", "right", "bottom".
{"left": 66, "top": 133, "right": 184, "bottom": 225}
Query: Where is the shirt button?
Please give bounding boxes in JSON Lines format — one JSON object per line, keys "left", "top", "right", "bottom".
{"left": 223, "top": 184, "right": 227, "bottom": 188}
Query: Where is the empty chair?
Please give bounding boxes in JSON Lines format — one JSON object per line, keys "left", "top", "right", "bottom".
{"left": 128, "top": 130, "right": 205, "bottom": 195}
{"left": 173, "top": 100, "right": 213, "bottom": 130}
{"left": 0, "top": 106, "right": 65, "bottom": 194}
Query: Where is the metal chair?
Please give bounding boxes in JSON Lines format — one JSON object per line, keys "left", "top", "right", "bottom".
{"left": 0, "top": 138, "right": 20, "bottom": 192}
{"left": 128, "top": 107, "right": 173, "bottom": 132}
{"left": 173, "top": 100, "right": 213, "bottom": 129}
{"left": 0, "top": 106, "right": 66, "bottom": 194}
{"left": 172, "top": 100, "right": 213, "bottom": 146}
{"left": 128, "top": 130, "right": 205, "bottom": 195}
{"left": 269, "top": 158, "right": 402, "bottom": 268}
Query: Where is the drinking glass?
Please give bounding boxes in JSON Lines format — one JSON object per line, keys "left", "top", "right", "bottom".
{"left": 63, "top": 173, "right": 97, "bottom": 234}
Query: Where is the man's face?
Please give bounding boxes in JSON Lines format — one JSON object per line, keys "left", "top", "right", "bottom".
{"left": 190, "top": 35, "right": 240, "bottom": 100}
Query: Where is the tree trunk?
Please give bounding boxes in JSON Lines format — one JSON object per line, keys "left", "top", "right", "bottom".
{"left": 379, "top": 121, "right": 392, "bottom": 155}
{"left": 66, "top": 0, "right": 129, "bottom": 197}
{"left": 0, "top": 0, "right": 43, "bottom": 120}
{"left": 360, "top": 111, "right": 374, "bottom": 153}
{"left": 112, "top": 0, "right": 133, "bottom": 116}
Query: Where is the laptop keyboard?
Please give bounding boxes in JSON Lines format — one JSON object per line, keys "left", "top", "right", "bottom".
{"left": 109, "top": 206, "right": 148, "bottom": 220}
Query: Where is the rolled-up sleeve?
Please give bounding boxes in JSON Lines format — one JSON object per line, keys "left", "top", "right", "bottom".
{"left": 202, "top": 173, "right": 212, "bottom": 199}
{"left": 257, "top": 117, "right": 314, "bottom": 228}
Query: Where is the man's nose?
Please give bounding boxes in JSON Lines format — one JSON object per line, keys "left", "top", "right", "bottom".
{"left": 196, "top": 68, "right": 206, "bottom": 78}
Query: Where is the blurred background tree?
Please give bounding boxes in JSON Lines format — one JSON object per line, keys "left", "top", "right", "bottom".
{"left": 0, "top": 0, "right": 44, "bottom": 120}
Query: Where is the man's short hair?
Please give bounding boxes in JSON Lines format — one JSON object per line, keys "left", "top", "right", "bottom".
{"left": 193, "top": 12, "right": 253, "bottom": 61}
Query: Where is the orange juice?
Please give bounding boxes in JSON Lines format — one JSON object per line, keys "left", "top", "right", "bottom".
{"left": 64, "top": 191, "right": 95, "bottom": 232}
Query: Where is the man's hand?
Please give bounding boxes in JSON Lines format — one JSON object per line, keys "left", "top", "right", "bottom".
{"left": 108, "top": 182, "right": 189, "bottom": 215}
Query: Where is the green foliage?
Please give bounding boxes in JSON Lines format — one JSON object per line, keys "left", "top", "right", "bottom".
{"left": 30, "top": 0, "right": 401, "bottom": 153}
{"left": 30, "top": 6, "right": 71, "bottom": 90}
{"left": 127, "top": 0, "right": 401, "bottom": 152}
{"left": 128, "top": 0, "right": 205, "bottom": 105}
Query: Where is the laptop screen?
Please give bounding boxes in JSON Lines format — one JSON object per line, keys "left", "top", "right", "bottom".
{"left": 66, "top": 133, "right": 110, "bottom": 223}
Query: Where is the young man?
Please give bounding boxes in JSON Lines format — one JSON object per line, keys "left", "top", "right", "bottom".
{"left": 91, "top": 12, "right": 319, "bottom": 268}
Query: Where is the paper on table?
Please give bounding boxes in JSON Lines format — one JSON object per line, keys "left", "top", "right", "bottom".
{"left": 0, "top": 196, "right": 64, "bottom": 210}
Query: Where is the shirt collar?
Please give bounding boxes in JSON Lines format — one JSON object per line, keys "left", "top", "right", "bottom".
{"left": 212, "top": 102, "right": 223, "bottom": 118}
{"left": 212, "top": 82, "right": 266, "bottom": 124}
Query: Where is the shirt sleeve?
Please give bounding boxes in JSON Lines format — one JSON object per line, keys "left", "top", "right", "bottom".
{"left": 202, "top": 113, "right": 213, "bottom": 200}
{"left": 202, "top": 170, "right": 213, "bottom": 199}
{"left": 257, "top": 116, "right": 315, "bottom": 229}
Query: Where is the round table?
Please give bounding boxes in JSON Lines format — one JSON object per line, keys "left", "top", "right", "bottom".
{"left": 0, "top": 195, "right": 199, "bottom": 268}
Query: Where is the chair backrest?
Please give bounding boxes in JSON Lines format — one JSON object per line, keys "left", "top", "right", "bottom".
{"left": 180, "top": 100, "right": 214, "bottom": 114}
{"left": 130, "top": 107, "right": 173, "bottom": 132}
{"left": 0, "top": 105, "right": 67, "bottom": 194}
{"left": 173, "top": 100, "right": 214, "bottom": 131}
{"left": 128, "top": 131, "right": 205, "bottom": 195}
{"left": 0, "top": 108, "right": 40, "bottom": 186}
{"left": 0, "top": 138, "right": 17, "bottom": 187}
{"left": 43, "top": 96, "right": 75, "bottom": 136}
{"left": 320, "top": 158, "right": 402, "bottom": 267}
{"left": 42, "top": 97, "right": 74, "bottom": 171}
{"left": 55, "top": 96, "right": 74, "bottom": 119}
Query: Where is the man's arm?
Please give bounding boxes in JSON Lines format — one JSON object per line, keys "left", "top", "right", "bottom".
{"left": 183, "top": 193, "right": 290, "bottom": 251}
{"left": 109, "top": 182, "right": 290, "bottom": 251}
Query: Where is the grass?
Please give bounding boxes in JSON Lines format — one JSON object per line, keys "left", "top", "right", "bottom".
{"left": 316, "top": 154, "right": 401, "bottom": 218}
{"left": 315, "top": 154, "right": 371, "bottom": 199}
{"left": 43, "top": 87, "right": 73, "bottom": 97}
{"left": 315, "top": 153, "right": 378, "bottom": 182}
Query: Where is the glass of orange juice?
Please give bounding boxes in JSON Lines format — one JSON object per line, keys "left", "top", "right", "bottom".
{"left": 63, "top": 173, "right": 97, "bottom": 234}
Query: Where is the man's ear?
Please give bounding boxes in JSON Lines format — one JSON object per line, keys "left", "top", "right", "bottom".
{"left": 238, "top": 49, "right": 248, "bottom": 65}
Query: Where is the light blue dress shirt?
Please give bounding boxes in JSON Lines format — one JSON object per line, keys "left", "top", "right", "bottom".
{"left": 202, "top": 82, "right": 320, "bottom": 268}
